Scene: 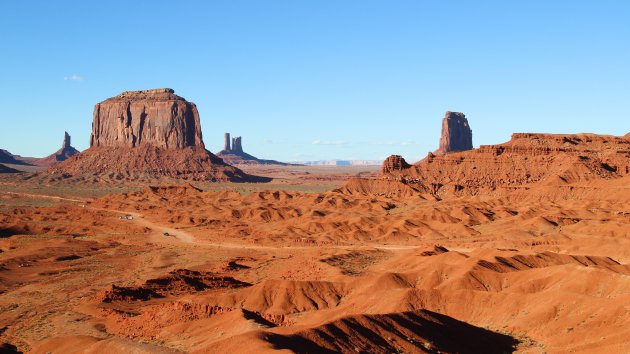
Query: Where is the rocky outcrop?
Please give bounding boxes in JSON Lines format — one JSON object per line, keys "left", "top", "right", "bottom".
{"left": 381, "top": 155, "right": 410, "bottom": 174}
{"left": 435, "top": 111, "right": 473, "bottom": 155}
{"left": 217, "top": 132, "right": 294, "bottom": 166}
{"left": 231, "top": 136, "right": 243, "bottom": 154}
{"left": 47, "top": 89, "right": 267, "bottom": 182}
{"left": 364, "top": 132, "right": 630, "bottom": 199}
{"left": 90, "top": 88, "right": 204, "bottom": 149}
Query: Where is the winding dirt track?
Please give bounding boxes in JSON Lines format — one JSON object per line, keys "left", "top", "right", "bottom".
{"left": 3, "top": 191, "right": 84, "bottom": 203}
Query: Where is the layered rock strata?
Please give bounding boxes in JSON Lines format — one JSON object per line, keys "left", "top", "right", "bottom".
{"left": 89, "top": 88, "right": 204, "bottom": 149}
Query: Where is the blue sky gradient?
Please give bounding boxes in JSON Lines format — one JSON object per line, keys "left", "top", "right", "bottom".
{"left": 1, "top": 1, "right": 628, "bottom": 162}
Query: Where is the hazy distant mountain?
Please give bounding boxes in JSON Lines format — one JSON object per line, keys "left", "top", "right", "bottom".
{"left": 295, "top": 160, "right": 382, "bottom": 166}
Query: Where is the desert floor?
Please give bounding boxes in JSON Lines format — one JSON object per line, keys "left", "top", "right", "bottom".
{"left": 0, "top": 165, "right": 628, "bottom": 353}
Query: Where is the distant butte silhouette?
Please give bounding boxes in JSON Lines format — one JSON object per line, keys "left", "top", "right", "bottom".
{"left": 217, "top": 132, "right": 295, "bottom": 166}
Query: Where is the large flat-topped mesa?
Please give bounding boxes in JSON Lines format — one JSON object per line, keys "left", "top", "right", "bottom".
{"left": 35, "top": 131, "right": 80, "bottom": 166}
{"left": 90, "top": 88, "right": 204, "bottom": 149}
{"left": 118, "top": 88, "right": 176, "bottom": 97}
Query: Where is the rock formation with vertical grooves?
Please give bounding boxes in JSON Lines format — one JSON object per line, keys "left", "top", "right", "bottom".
{"left": 435, "top": 111, "right": 473, "bottom": 155}
{"left": 231, "top": 136, "right": 243, "bottom": 154}
{"left": 89, "top": 89, "right": 204, "bottom": 149}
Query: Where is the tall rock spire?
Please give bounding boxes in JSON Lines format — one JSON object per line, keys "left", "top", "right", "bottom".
{"left": 232, "top": 136, "right": 243, "bottom": 153}
{"left": 435, "top": 111, "right": 473, "bottom": 155}
{"left": 62, "top": 131, "right": 71, "bottom": 149}
{"left": 224, "top": 132, "right": 231, "bottom": 151}
{"left": 47, "top": 88, "right": 262, "bottom": 182}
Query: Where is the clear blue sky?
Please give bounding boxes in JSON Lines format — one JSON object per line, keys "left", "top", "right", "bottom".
{"left": 1, "top": 1, "right": 628, "bottom": 162}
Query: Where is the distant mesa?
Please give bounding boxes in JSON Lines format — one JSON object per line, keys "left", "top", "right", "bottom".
{"left": 217, "top": 132, "right": 295, "bottom": 166}
{"left": 435, "top": 111, "right": 473, "bottom": 155}
{"left": 0, "top": 163, "right": 20, "bottom": 174}
{"left": 47, "top": 89, "right": 267, "bottom": 182}
{"left": 0, "top": 149, "right": 28, "bottom": 166}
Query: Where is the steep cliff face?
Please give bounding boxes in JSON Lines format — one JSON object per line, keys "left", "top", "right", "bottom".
{"left": 231, "top": 136, "right": 243, "bottom": 154}
{"left": 48, "top": 145, "right": 256, "bottom": 182}
{"left": 435, "top": 111, "right": 473, "bottom": 155}
{"left": 224, "top": 132, "right": 231, "bottom": 151}
{"left": 90, "top": 88, "right": 204, "bottom": 149}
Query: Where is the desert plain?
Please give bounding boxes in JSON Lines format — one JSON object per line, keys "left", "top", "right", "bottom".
{"left": 0, "top": 90, "right": 629, "bottom": 354}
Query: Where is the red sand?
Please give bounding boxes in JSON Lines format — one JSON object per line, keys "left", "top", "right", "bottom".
{"left": 1, "top": 132, "right": 629, "bottom": 353}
